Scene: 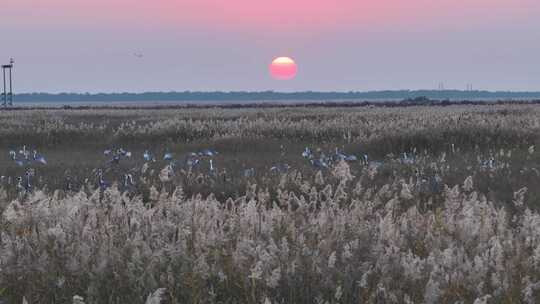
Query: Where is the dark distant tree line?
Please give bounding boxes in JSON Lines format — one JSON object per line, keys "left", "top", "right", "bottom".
{"left": 13, "top": 90, "right": 540, "bottom": 103}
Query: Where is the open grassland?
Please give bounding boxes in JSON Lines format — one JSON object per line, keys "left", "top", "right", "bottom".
{"left": 2, "top": 104, "right": 540, "bottom": 303}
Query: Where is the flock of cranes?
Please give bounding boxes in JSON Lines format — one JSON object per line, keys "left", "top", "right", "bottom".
{"left": 3, "top": 143, "right": 495, "bottom": 196}
{"left": 8, "top": 145, "right": 47, "bottom": 166}
{"left": 302, "top": 147, "right": 359, "bottom": 169}
{"left": 301, "top": 146, "right": 390, "bottom": 169}
{"left": 2, "top": 144, "right": 370, "bottom": 194}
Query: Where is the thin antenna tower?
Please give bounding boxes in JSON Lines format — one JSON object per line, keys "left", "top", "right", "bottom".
{"left": 8, "top": 58, "right": 13, "bottom": 106}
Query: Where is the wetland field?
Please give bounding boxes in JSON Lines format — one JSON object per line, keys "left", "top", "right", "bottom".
{"left": 2, "top": 104, "right": 540, "bottom": 303}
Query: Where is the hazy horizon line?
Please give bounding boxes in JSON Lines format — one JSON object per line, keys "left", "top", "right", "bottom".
{"left": 15, "top": 89, "right": 540, "bottom": 95}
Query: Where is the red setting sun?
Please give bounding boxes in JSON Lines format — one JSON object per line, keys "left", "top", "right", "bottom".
{"left": 269, "top": 57, "right": 297, "bottom": 80}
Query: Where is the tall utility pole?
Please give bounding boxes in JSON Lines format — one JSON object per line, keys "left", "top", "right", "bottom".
{"left": 2, "top": 58, "right": 14, "bottom": 107}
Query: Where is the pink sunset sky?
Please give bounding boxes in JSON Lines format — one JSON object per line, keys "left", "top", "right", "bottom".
{"left": 1, "top": 0, "right": 540, "bottom": 92}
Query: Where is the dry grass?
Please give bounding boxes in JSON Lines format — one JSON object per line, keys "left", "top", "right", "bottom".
{"left": 1, "top": 104, "right": 540, "bottom": 303}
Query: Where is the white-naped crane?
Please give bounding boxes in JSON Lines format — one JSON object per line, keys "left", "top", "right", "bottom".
{"left": 185, "top": 156, "right": 200, "bottom": 169}
{"left": 270, "top": 163, "right": 291, "bottom": 173}
{"left": 32, "top": 150, "right": 47, "bottom": 165}
{"left": 121, "top": 173, "right": 137, "bottom": 193}
{"left": 143, "top": 150, "right": 155, "bottom": 162}
{"left": 334, "top": 147, "right": 358, "bottom": 162}
{"left": 199, "top": 148, "right": 218, "bottom": 157}
{"left": 163, "top": 152, "right": 174, "bottom": 161}
{"left": 95, "top": 168, "right": 110, "bottom": 190}
{"left": 310, "top": 157, "right": 329, "bottom": 169}
{"left": 209, "top": 159, "right": 215, "bottom": 172}
{"left": 103, "top": 147, "right": 132, "bottom": 165}
{"left": 243, "top": 168, "right": 255, "bottom": 178}
{"left": 302, "top": 147, "right": 312, "bottom": 159}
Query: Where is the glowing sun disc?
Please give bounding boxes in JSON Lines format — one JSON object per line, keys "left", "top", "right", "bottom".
{"left": 270, "top": 56, "right": 297, "bottom": 80}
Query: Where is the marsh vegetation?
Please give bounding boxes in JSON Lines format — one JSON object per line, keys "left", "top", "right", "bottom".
{"left": 2, "top": 104, "right": 540, "bottom": 303}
